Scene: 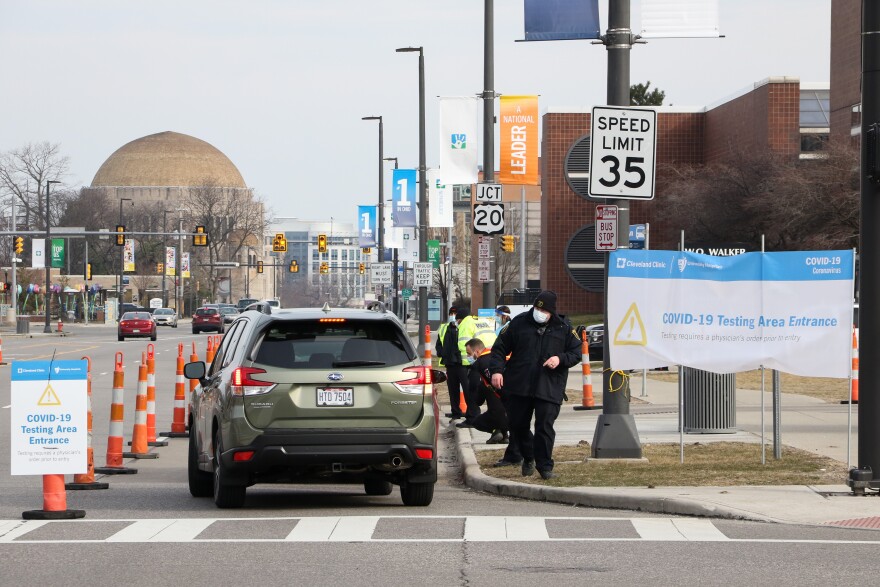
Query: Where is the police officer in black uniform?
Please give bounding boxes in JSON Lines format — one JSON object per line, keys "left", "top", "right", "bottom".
{"left": 488, "top": 291, "right": 581, "bottom": 480}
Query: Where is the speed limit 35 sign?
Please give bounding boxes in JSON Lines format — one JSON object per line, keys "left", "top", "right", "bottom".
{"left": 589, "top": 106, "right": 657, "bottom": 200}
{"left": 595, "top": 205, "right": 618, "bottom": 251}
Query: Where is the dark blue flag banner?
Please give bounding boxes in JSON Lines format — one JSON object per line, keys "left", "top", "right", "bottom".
{"left": 523, "top": 0, "right": 600, "bottom": 41}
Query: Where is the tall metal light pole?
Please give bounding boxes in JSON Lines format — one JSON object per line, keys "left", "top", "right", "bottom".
{"left": 397, "top": 46, "right": 427, "bottom": 351}
{"left": 117, "top": 197, "right": 132, "bottom": 316}
{"left": 482, "top": 0, "right": 496, "bottom": 308}
{"left": 43, "top": 180, "right": 60, "bottom": 333}
{"left": 363, "top": 116, "right": 386, "bottom": 305}
{"left": 162, "top": 209, "right": 172, "bottom": 307}
{"left": 591, "top": 0, "right": 642, "bottom": 459}
{"left": 384, "top": 156, "right": 400, "bottom": 316}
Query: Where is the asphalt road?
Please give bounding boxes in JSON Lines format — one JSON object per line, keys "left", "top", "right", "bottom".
{"left": 1, "top": 324, "right": 878, "bottom": 586}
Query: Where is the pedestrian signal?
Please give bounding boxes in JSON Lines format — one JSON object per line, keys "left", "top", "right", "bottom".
{"left": 193, "top": 225, "right": 208, "bottom": 246}
{"left": 289, "top": 260, "right": 299, "bottom": 273}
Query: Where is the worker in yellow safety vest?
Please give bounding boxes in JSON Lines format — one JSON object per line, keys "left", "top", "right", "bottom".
{"left": 435, "top": 306, "right": 465, "bottom": 420}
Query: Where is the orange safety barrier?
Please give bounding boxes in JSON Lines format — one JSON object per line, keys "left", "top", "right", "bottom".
{"left": 206, "top": 336, "right": 216, "bottom": 364}
{"left": 0, "top": 335, "right": 6, "bottom": 365}
{"left": 164, "top": 343, "right": 189, "bottom": 437}
{"left": 123, "top": 352, "right": 157, "bottom": 459}
{"left": 67, "top": 356, "right": 109, "bottom": 490}
{"left": 573, "top": 329, "right": 596, "bottom": 410}
{"left": 22, "top": 474, "right": 85, "bottom": 520}
{"left": 95, "top": 352, "right": 137, "bottom": 475}
{"left": 57, "top": 319, "right": 63, "bottom": 333}
{"left": 145, "top": 344, "right": 168, "bottom": 446}
{"left": 844, "top": 328, "right": 859, "bottom": 405}
{"left": 189, "top": 342, "right": 199, "bottom": 393}
{"left": 423, "top": 325, "right": 431, "bottom": 366}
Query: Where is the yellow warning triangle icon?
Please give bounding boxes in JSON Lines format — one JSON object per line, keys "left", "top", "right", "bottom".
{"left": 614, "top": 303, "right": 648, "bottom": 346}
{"left": 37, "top": 384, "right": 62, "bottom": 406}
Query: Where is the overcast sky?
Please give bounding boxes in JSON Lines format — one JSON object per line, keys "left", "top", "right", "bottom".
{"left": 0, "top": 0, "right": 831, "bottom": 222}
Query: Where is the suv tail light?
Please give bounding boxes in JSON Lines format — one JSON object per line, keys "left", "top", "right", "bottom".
{"left": 393, "top": 366, "right": 432, "bottom": 396}
{"left": 231, "top": 367, "right": 276, "bottom": 396}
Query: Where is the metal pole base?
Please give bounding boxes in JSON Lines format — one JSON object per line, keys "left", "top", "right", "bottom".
{"left": 121, "top": 452, "right": 158, "bottom": 459}
{"left": 591, "top": 414, "right": 643, "bottom": 459}
{"left": 65, "top": 481, "right": 110, "bottom": 491}
{"left": 23, "top": 509, "right": 85, "bottom": 520}
{"left": 161, "top": 431, "right": 189, "bottom": 438}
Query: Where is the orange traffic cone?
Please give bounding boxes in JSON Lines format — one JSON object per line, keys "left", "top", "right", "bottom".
{"left": 123, "top": 352, "right": 157, "bottom": 459}
{"left": 22, "top": 474, "right": 85, "bottom": 520}
{"left": 145, "top": 344, "right": 168, "bottom": 446}
{"left": 574, "top": 329, "right": 596, "bottom": 410}
{"left": 67, "top": 356, "right": 109, "bottom": 490}
{"left": 206, "top": 337, "right": 216, "bottom": 364}
{"left": 843, "top": 328, "right": 859, "bottom": 404}
{"left": 164, "top": 343, "right": 189, "bottom": 438}
{"left": 424, "top": 325, "right": 431, "bottom": 366}
{"left": 95, "top": 353, "right": 137, "bottom": 475}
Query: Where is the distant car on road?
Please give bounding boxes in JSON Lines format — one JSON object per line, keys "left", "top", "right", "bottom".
{"left": 576, "top": 324, "right": 603, "bottom": 361}
{"left": 236, "top": 298, "right": 258, "bottom": 312}
{"left": 192, "top": 306, "right": 224, "bottom": 334}
{"left": 152, "top": 307, "right": 178, "bottom": 328}
{"left": 219, "top": 306, "right": 239, "bottom": 324}
{"left": 118, "top": 311, "right": 157, "bottom": 341}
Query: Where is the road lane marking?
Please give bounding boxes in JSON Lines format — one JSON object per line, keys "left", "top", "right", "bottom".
{"left": 328, "top": 516, "right": 380, "bottom": 541}
{"left": 285, "top": 517, "right": 340, "bottom": 541}
{"left": 631, "top": 518, "right": 687, "bottom": 540}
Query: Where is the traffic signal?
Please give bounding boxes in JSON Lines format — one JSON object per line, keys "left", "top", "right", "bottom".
{"left": 320, "top": 262, "right": 329, "bottom": 274}
{"left": 156, "top": 262, "right": 164, "bottom": 274}
{"left": 14, "top": 236, "right": 23, "bottom": 255}
{"left": 193, "top": 225, "right": 208, "bottom": 246}
{"left": 84, "top": 262, "right": 92, "bottom": 280}
{"left": 115, "top": 225, "right": 125, "bottom": 246}
{"left": 318, "top": 234, "right": 328, "bottom": 253}
{"left": 257, "top": 261, "right": 264, "bottom": 274}
{"left": 289, "top": 260, "right": 299, "bottom": 273}
{"left": 359, "top": 262, "right": 365, "bottom": 275}
{"left": 362, "top": 247, "right": 371, "bottom": 254}
{"left": 501, "top": 234, "right": 515, "bottom": 252}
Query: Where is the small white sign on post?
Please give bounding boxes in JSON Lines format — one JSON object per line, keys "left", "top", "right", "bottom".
{"left": 478, "top": 236, "right": 491, "bottom": 259}
{"left": 370, "top": 262, "right": 393, "bottom": 285}
{"left": 10, "top": 360, "right": 89, "bottom": 475}
{"left": 413, "top": 262, "right": 433, "bottom": 288}
{"left": 475, "top": 183, "right": 503, "bottom": 202}
{"left": 595, "top": 204, "right": 619, "bottom": 251}
{"left": 477, "top": 259, "right": 491, "bottom": 283}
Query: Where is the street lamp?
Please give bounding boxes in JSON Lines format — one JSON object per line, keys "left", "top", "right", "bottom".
{"left": 162, "top": 209, "right": 173, "bottom": 307}
{"left": 362, "top": 116, "right": 385, "bottom": 266}
{"left": 384, "top": 156, "right": 400, "bottom": 317}
{"left": 117, "top": 197, "right": 133, "bottom": 316}
{"left": 43, "top": 180, "right": 60, "bottom": 333}
{"left": 396, "top": 46, "right": 427, "bottom": 352}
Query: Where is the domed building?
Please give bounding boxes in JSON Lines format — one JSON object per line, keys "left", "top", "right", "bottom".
{"left": 89, "top": 131, "right": 269, "bottom": 311}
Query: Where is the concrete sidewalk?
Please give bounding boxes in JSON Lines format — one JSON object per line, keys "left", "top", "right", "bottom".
{"left": 452, "top": 367, "right": 880, "bottom": 528}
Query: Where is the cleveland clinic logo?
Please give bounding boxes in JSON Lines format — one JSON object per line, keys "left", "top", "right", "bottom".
{"left": 677, "top": 258, "right": 688, "bottom": 272}
{"left": 450, "top": 134, "right": 467, "bottom": 149}
{"left": 616, "top": 257, "right": 626, "bottom": 269}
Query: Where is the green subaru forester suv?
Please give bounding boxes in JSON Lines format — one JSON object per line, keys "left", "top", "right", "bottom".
{"left": 184, "top": 303, "right": 443, "bottom": 509}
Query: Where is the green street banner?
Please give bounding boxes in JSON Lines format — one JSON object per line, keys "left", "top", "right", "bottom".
{"left": 51, "top": 239, "right": 65, "bottom": 268}
{"left": 427, "top": 239, "right": 441, "bottom": 268}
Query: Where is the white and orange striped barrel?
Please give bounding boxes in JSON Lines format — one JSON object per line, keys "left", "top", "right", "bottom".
{"left": 146, "top": 344, "right": 157, "bottom": 443}
{"left": 171, "top": 344, "right": 187, "bottom": 434}
{"left": 105, "top": 352, "right": 126, "bottom": 468}
{"left": 424, "top": 325, "right": 431, "bottom": 366}
{"left": 129, "top": 352, "right": 149, "bottom": 454}
{"left": 851, "top": 328, "right": 859, "bottom": 403}
{"left": 580, "top": 329, "right": 595, "bottom": 409}
{"left": 72, "top": 356, "right": 95, "bottom": 484}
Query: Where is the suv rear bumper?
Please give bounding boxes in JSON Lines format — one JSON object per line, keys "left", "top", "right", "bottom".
{"left": 219, "top": 428, "right": 437, "bottom": 485}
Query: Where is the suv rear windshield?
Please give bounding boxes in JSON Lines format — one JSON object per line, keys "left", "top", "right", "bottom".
{"left": 253, "top": 319, "right": 415, "bottom": 369}
{"left": 196, "top": 308, "right": 218, "bottom": 316}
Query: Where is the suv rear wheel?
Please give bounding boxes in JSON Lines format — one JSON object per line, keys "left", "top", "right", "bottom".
{"left": 400, "top": 481, "right": 434, "bottom": 506}
{"left": 213, "top": 430, "right": 246, "bottom": 508}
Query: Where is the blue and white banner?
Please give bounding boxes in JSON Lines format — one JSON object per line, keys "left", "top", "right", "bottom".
{"left": 607, "top": 250, "right": 855, "bottom": 377}
{"left": 428, "top": 168, "right": 453, "bottom": 228}
{"left": 392, "top": 168, "right": 418, "bottom": 228}
{"left": 357, "top": 205, "right": 377, "bottom": 248}
{"left": 523, "top": 0, "right": 600, "bottom": 41}
{"left": 439, "top": 97, "right": 479, "bottom": 185}
{"left": 640, "top": 0, "right": 721, "bottom": 38}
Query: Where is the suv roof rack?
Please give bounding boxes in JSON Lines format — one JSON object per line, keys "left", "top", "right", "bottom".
{"left": 366, "top": 301, "right": 387, "bottom": 314}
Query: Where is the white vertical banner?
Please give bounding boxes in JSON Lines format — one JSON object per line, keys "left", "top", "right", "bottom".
{"left": 165, "top": 247, "right": 176, "bottom": 276}
{"left": 640, "top": 0, "right": 721, "bottom": 38}
{"left": 400, "top": 228, "right": 419, "bottom": 262}
{"left": 384, "top": 205, "right": 403, "bottom": 249}
{"left": 32, "top": 238, "right": 45, "bottom": 268}
{"left": 181, "top": 252, "right": 191, "bottom": 278}
{"left": 427, "top": 168, "right": 453, "bottom": 228}
{"left": 439, "top": 97, "right": 479, "bottom": 185}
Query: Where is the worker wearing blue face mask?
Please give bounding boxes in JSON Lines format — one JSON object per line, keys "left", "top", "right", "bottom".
{"left": 488, "top": 291, "right": 581, "bottom": 480}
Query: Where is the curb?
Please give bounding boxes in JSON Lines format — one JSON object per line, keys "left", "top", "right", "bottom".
{"left": 453, "top": 425, "right": 774, "bottom": 523}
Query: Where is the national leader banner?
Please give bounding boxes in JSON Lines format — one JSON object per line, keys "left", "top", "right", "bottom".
{"left": 499, "top": 95, "right": 539, "bottom": 185}
{"left": 439, "top": 97, "right": 479, "bottom": 185}
{"left": 357, "top": 205, "right": 377, "bottom": 248}
{"left": 607, "top": 250, "right": 855, "bottom": 378}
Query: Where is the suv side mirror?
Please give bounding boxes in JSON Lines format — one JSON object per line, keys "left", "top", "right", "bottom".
{"left": 184, "top": 361, "right": 207, "bottom": 384}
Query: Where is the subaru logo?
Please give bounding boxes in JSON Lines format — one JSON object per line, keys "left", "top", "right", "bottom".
{"left": 327, "top": 373, "right": 344, "bottom": 382}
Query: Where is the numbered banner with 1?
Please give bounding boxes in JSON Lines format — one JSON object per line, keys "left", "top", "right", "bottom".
{"left": 413, "top": 262, "right": 433, "bottom": 287}
{"left": 11, "top": 360, "right": 88, "bottom": 475}
{"left": 392, "top": 169, "right": 417, "bottom": 227}
{"left": 358, "top": 205, "right": 377, "bottom": 248}
{"left": 473, "top": 203, "right": 505, "bottom": 235}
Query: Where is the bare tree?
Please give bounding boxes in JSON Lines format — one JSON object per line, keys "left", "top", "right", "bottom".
{"left": 0, "top": 142, "right": 72, "bottom": 233}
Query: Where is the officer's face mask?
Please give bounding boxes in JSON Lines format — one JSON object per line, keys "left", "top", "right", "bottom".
{"left": 533, "top": 308, "right": 551, "bottom": 324}
{"left": 449, "top": 315, "right": 456, "bottom": 323}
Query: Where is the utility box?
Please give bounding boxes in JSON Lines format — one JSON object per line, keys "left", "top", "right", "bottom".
{"left": 681, "top": 367, "right": 736, "bottom": 433}
{"left": 16, "top": 316, "right": 30, "bottom": 334}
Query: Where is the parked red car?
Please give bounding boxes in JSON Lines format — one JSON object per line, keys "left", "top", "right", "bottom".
{"left": 192, "top": 306, "right": 224, "bottom": 334}
{"left": 118, "top": 311, "right": 157, "bottom": 341}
